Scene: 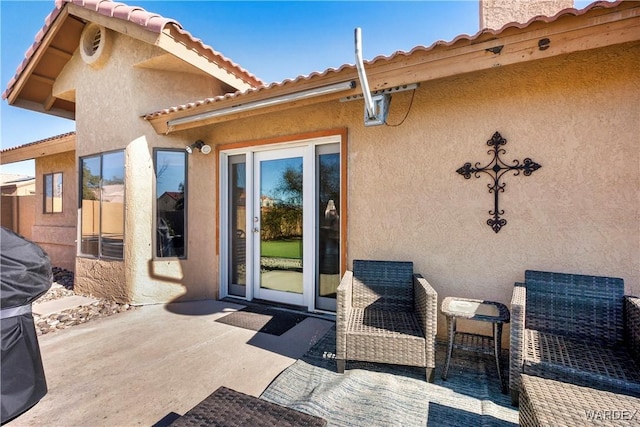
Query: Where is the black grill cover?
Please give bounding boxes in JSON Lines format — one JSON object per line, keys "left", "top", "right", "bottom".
{"left": 1, "top": 227, "right": 52, "bottom": 424}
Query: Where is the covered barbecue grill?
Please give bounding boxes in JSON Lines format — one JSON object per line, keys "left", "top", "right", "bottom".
{"left": 1, "top": 227, "right": 52, "bottom": 424}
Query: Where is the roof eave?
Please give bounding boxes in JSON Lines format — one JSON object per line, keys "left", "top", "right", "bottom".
{"left": 3, "top": 6, "right": 70, "bottom": 107}
{"left": 3, "top": 0, "right": 263, "bottom": 116}
{"left": 0, "top": 133, "right": 76, "bottom": 164}
{"left": 145, "top": 1, "right": 640, "bottom": 135}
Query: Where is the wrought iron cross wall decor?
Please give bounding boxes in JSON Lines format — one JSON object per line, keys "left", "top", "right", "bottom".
{"left": 456, "top": 132, "right": 541, "bottom": 233}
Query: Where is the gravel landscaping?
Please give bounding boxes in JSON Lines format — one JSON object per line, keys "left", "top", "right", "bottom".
{"left": 33, "top": 267, "right": 136, "bottom": 335}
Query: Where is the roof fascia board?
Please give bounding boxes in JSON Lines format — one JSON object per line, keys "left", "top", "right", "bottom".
{"left": 6, "top": 7, "right": 70, "bottom": 105}
{"left": 363, "top": 6, "right": 640, "bottom": 90}
{"left": 67, "top": 4, "right": 159, "bottom": 45}
{"left": 158, "top": 27, "right": 254, "bottom": 92}
{"left": 1, "top": 135, "right": 75, "bottom": 164}
{"left": 147, "top": 4, "right": 640, "bottom": 135}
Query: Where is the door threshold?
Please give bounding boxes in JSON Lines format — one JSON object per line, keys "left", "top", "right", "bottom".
{"left": 221, "top": 297, "right": 335, "bottom": 322}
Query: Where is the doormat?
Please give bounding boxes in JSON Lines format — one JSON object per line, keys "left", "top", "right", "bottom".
{"left": 215, "top": 305, "right": 308, "bottom": 336}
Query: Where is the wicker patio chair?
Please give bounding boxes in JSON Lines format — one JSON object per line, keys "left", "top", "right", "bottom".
{"left": 509, "top": 270, "right": 640, "bottom": 406}
{"left": 336, "top": 260, "right": 437, "bottom": 382}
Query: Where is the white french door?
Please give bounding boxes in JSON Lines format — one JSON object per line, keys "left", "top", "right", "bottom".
{"left": 220, "top": 137, "right": 341, "bottom": 312}
{"left": 252, "top": 147, "right": 310, "bottom": 305}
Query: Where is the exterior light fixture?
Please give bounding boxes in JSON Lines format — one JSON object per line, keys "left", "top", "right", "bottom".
{"left": 186, "top": 140, "right": 211, "bottom": 155}
{"left": 167, "top": 80, "right": 356, "bottom": 131}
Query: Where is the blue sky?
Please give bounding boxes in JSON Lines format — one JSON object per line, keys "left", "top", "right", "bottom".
{"left": 1, "top": 0, "right": 593, "bottom": 176}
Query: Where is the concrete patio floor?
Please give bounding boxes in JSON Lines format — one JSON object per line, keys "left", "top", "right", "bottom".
{"left": 7, "top": 300, "right": 334, "bottom": 427}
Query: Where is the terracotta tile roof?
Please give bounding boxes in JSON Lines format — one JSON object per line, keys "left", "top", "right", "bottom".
{"left": 2, "top": 0, "right": 262, "bottom": 101}
{"left": 0, "top": 132, "right": 76, "bottom": 154}
{"left": 143, "top": 0, "right": 626, "bottom": 121}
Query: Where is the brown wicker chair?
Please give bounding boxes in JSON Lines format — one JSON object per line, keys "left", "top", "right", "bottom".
{"left": 509, "top": 270, "right": 640, "bottom": 406}
{"left": 336, "top": 260, "right": 437, "bottom": 382}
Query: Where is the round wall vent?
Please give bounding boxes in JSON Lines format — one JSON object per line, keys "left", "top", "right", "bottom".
{"left": 80, "top": 23, "right": 112, "bottom": 68}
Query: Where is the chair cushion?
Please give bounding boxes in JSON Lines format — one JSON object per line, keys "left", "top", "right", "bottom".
{"left": 523, "top": 329, "right": 640, "bottom": 397}
{"left": 345, "top": 308, "right": 426, "bottom": 367}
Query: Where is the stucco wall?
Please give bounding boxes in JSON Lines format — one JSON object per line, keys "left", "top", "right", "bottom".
{"left": 207, "top": 43, "right": 639, "bottom": 338}
{"left": 479, "top": 0, "right": 574, "bottom": 30}
{"left": 52, "top": 20, "right": 639, "bottom": 334}
{"left": 31, "top": 151, "right": 77, "bottom": 272}
{"left": 55, "top": 28, "right": 223, "bottom": 303}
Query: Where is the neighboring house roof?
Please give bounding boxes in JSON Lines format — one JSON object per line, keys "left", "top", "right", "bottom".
{"left": 2, "top": 0, "right": 263, "bottom": 119}
{"left": 159, "top": 191, "right": 183, "bottom": 201}
{"left": 0, "top": 132, "right": 76, "bottom": 164}
{"left": 0, "top": 174, "right": 35, "bottom": 185}
{"left": 144, "top": 0, "right": 640, "bottom": 134}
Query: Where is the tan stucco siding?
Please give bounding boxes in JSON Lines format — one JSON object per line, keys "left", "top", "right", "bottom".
{"left": 479, "top": 0, "right": 574, "bottom": 30}
{"left": 56, "top": 30, "right": 224, "bottom": 303}
{"left": 206, "top": 43, "right": 639, "bottom": 338}
{"left": 53, "top": 22, "right": 639, "bottom": 319}
{"left": 32, "top": 151, "right": 77, "bottom": 272}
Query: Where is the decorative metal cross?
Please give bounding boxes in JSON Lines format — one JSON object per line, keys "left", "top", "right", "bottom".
{"left": 456, "top": 132, "right": 541, "bottom": 233}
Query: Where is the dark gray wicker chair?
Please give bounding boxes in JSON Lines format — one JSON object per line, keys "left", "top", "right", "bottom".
{"left": 336, "top": 260, "right": 437, "bottom": 382}
{"left": 509, "top": 270, "right": 640, "bottom": 406}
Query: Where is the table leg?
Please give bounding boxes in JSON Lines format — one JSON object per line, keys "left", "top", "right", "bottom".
{"left": 442, "top": 316, "right": 456, "bottom": 380}
{"left": 494, "top": 322, "right": 506, "bottom": 393}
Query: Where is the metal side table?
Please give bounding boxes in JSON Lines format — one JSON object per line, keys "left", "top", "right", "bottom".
{"left": 441, "top": 296, "right": 510, "bottom": 393}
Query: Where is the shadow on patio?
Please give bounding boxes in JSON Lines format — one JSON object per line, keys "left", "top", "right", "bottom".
{"left": 260, "top": 326, "right": 518, "bottom": 426}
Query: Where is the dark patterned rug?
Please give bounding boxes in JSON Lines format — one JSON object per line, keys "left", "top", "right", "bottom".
{"left": 261, "top": 326, "right": 518, "bottom": 426}
{"left": 215, "top": 305, "right": 308, "bottom": 336}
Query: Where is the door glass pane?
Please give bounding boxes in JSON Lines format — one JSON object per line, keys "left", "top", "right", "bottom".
{"left": 155, "top": 150, "right": 186, "bottom": 258}
{"left": 229, "top": 156, "right": 246, "bottom": 297}
{"left": 101, "top": 151, "right": 125, "bottom": 258}
{"left": 317, "top": 149, "right": 340, "bottom": 307}
{"left": 81, "top": 156, "right": 101, "bottom": 256}
{"left": 260, "top": 157, "right": 303, "bottom": 294}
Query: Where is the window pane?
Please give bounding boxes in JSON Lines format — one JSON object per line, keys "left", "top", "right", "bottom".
{"left": 101, "top": 151, "right": 125, "bottom": 258}
{"left": 228, "top": 156, "right": 246, "bottom": 296}
{"left": 44, "top": 174, "right": 53, "bottom": 213}
{"left": 53, "top": 173, "right": 63, "bottom": 213}
{"left": 155, "top": 150, "right": 185, "bottom": 258}
{"left": 317, "top": 149, "right": 340, "bottom": 305}
{"left": 81, "top": 156, "right": 101, "bottom": 256}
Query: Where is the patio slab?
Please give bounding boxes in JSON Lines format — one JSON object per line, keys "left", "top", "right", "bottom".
{"left": 6, "top": 300, "right": 334, "bottom": 427}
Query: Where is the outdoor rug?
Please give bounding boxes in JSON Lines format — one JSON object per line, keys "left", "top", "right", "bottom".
{"left": 260, "top": 326, "right": 518, "bottom": 426}
{"left": 215, "top": 305, "right": 308, "bottom": 336}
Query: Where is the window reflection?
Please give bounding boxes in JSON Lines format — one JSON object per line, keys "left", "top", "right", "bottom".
{"left": 155, "top": 150, "right": 186, "bottom": 258}
{"left": 80, "top": 156, "right": 101, "bottom": 257}
{"left": 45, "top": 172, "right": 63, "bottom": 213}
{"left": 317, "top": 149, "right": 340, "bottom": 305}
{"left": 229, "top": 156, "right": 246, "bottom": 296}
{"left": 260, "top": 157, "right": 304, "bottom": 294}
{"left": 80, "top": 152, "right": 124, "bottom": 258}
{"left": 101, "top": 151, "right": 125, "bottom": 258}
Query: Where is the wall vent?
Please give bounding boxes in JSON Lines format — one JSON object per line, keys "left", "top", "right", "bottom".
{"left": 80, "top": 23, "right": 112, "bottom": 69}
